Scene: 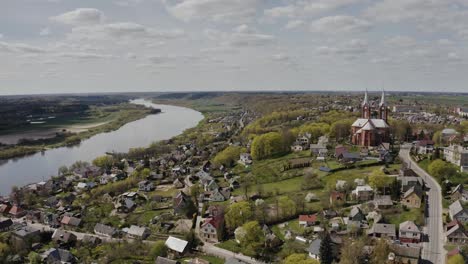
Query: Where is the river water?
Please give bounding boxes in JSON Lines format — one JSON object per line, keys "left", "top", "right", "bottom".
{"left": 0, "top": 99, "right": 203, "bottom": 195}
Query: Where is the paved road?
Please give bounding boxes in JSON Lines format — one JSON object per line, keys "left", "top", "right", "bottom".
{"left": 202, "top": 243, "right": 265, "bottom": 264}
{"left": 399, "top": 146, "right": 445, "bottom": 264}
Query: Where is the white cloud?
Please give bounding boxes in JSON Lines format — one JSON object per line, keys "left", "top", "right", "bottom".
{"left": 39, "top": 27, "right": 51, "bottom": 36}
{"left": 67, "top": 22, "right": 185, "bottom": 41}
{"left": 0, "top": 34, "right": 3, "bottom": 39}
{"left": 55, "top": 52, "right": 117, "bottom": 60}
{"left": 162, "top": 0, "right": 259, "bottom": 23}
{"left": 285, "top": 20, "right": 305, "bottom": 30}
{"left": 264, "top": 0, "right": 363, "bottom": 20}
{"left": 384, "top": 35, "right": 417, "bottom": 47}
{"left": 271, "top": 53, "right": 289, "bottom": 61}
{"left": 115, "top": 0, "right": 144, "bottom": 6}
{"left": 50, "top": 8, "right": 105, "bottom": 26}
{"left": 315, "top": 39, "right": 368, "bottom": 59}
{"left": 310, "top": 15, "right": 371, "bottom": 33}
{"left": 0, "top": 41, "right": 47, "bottom": 53}
{"left": 204, "top": 27, "right": 275, "bottom": 47}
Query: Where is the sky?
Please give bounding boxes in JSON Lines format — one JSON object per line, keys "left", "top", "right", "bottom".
{"left": 1, "top": 0, "right": 468, "bottom": 95}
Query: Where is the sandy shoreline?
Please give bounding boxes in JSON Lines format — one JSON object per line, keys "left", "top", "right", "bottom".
{"left": 0, "top": 122, "right": 109, "bottom": 145}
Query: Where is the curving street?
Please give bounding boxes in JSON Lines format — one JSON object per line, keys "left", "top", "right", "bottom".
{"left": 399, "top": 146, "right": 445, "bottom": 264}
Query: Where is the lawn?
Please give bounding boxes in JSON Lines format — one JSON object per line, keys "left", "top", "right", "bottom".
{"left": 384, "top": 205, "right": 425, "bottom": 226}
{"left": 216, "top": 239, "right": 242, "bottom": 253}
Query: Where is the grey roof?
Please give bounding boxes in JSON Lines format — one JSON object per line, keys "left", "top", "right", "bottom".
{"left": 0, "top": 219, "right": 13, "bottom": 229}
{"left": 94, "top": 223, "right": 117, "bottom": 236}
{"left": 403, "top": 186, "right": 423, "bottom": 199}
{"left": 401, "top": 176, "right": 423, "bottom": 187}
{"left": 41, "top": 248, "right": 76, "bottom": 263}
{"left": 399, "top": 221, "right": 419, "bottom": 233}
{"left": 13, "top": 226, "right": 40, "bottom": 238}
{"left": 127, "top": 225, "right": 150, "bottom": 238}
{"left": 390, "top": 244, "right": 421, "bottom": 259}
{"left": 449, "top": 200, "right": 465, "bottom": 217}
{"left": 350, "top": 206, "right": 363, "bottom": 217}
{"left": 52, "top": 229, "right": 77, "bottom": 243}
{"left": 165, "top": 236, "right": 188, "bottom": 253}
{"left": 373, "top": 195, "right": 393, "bottom": 206}
{"left": 367, "top": 223, "right": 396, "bottom": 236}
{"left": 155, "top": 256, "right": 179, "bottom": 264}
{"left": 225, "top": 258, "right": 249, "bottom": 264}
{"left": 307, "top": 239, "right": 322, "bottom": 255}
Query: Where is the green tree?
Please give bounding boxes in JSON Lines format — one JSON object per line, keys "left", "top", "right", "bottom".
{"left": 28, "top": 252, "right": 42, "bottom": 264}
{"left": 284, "top": 253, "right": 319, "bottom": 264}
{"left": 251, "top": 132, "right": 286, "bottom": 160}
{"left": 149, "top": 241, "right": 167, "bottom": 258}
{"left": 329, "top": 119, "right": 353, "bottom": 142}
{"left": 213, "top": 146, "right": 244, "bottom": 167}
{"left": 448, "top": 254, "right": 465, "bottom": 264}
{"left": 368, "top": 169, "right": 392, "bottom": 192}
{"left": 225, "top": 201, "right": 253, "bottom": 230}
{"left": 92, "top": 155, "right": 114, "bottom": 169}
{"left": 428, "top": 159, "right": 457, "bottom": 181}
{"left": 339, "top": 238, "right": 365, "bottom": 264}
{"left": 0, "top": 242, "right": 10, "bottom": 262}
{"left": 370, "top": 239, "right": 390, "bottom": 263}
{"left": 239, "top": 221, "right": 265, "bottom": 256}
{"left": 278, "top": 196, "right": 296, "bottom": 219}
{"left": 432, "top": 131, "right": 442, "bottom": 146}
{"left": 319, "top": 233, "right": 333, "bottom": 264}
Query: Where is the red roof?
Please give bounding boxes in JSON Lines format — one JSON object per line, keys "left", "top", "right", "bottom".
{"left": 335, "top": 145, "right": 348, "bottom": 157}
{"left": 330, "top": 191, "right": 345, "bottom": 201}
{"left": 446, "top": 219, "right": 462, "bottom": 229}
{"left": 0, "top": 204, "right": 11, "bottom": 213}
{"left": 9, "top": 205, "right": 23, "bottom": 216}
{"left": 447, "top": 248, "right": 460, "bottom": 258}
{"left": 201, "top": 215, "right": 224, "bottom": 229}
{"left": 299, "top": 214, "right": 317, "bottom": 223}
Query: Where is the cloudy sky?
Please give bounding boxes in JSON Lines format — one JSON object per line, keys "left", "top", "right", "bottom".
{"left": 1, "top": 0, "right": 468, "bottom": 95}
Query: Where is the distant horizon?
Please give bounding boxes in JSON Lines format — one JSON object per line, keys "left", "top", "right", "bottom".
{"left": 1, "top": 89, "right": 468, "bottom": 97}
{"left": 2, "top": 1, "right": 468, "bottom": 94}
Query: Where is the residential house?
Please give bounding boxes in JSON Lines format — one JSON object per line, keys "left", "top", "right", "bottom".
{"left": 330, "top": 191, "right": 346, "bottom": 206}
{"left": 372, "top": 195, "right": 393, "bottom": 209}
{"left": 173, "top": 178, "right": 185, "bottom": 189}
{"left": 400, "top": 168, "right": 418, "bottom": 177}
{"left": 449, "top": 200, "right": 468, "bottom": 223}
{"left": 0, "top": 203, "right": 12, "bottom": 215}
{"left": 138, "top": 180, "right": 155, "bottom": 192}
{"left": 399, "top": 221, "right": 421, "bottom": 243}
{"left": 349, "top": 206, "right": 365, "bottom": 222}
{"left": 416, "top": 140, "right": 434, "bottom": 154}
{"left": 335, "top": 145, "right": 348, "bottom": 158}
{"left": 442, "top": 128, "right": 459, "bottom": 142}
{"left": 0, "top": 219, "right": 13, "bottom": 232}
{"left": 173, "top": 191, "right": 192, "bottom": 215}
{"left": 444, "top": 145, "right": 468, "bottom": 172}
{"left": 446, "top": 220, "right": 468, "bottom": 244}
{"left": 9, "top": 205, "right": 26, "bottom": 218}
{"left": 450, "top": 184, "right": 468, "bottom": 202}
{"left": 291, "top": 142, "right": 306, "bottom": 152}
{"left": 339, "top": 152, "right": 362, "bottom": 163}
{"left": 400, "top": 177, "right": 424, "bottom": 192}
{"left": 41, "top": 248, "right": 76, "bottom": 264}
{"left": 307, "top": 238, "right": 322, "bottom": 260}
{"left": 239, "top": 153, "right": 253, "bottom": 165}
{"left": 94, "top": 223, "right": 117, "bottom": 238}
{"left": 204, "top": 180, "right": 219, "bottom": 192}
{"left": 352, "top": 185, "right": 374, "bottom": 201}
{"left": 388, "top": 244, "right": 421, "bottom": 264}
{"left": 156, "top": 256, "right": 180, "bottom": 264}
{"left": 401, "top": 187, "right": 423, "bottom": 209}
{"left": 126, "top": 225, "right": 150, "bottom": 239}
{"left": 75, "top": 182, "right": 96, "bottom": 191}
{"left": 225, "top": 258, "right": 250, "bottom": 264}
{"left": 298, "top": 214, "right": 318, "bottom": 227}
{"left": 115, "top": 198, "right": 136, "bottom": 213}
{"left": 367, "top": 223, "right": 396, "bottom": 240}
{"left": 51, "top": 229, "right": 77, "bottom": 247}
{"left": 165, "top": 236, "right": 189, "bottom": 257}
{"left": 310, "top": 144, "right": 328, "bottom": 156}
{"left": 200, "top": 214, "right": 224, "bottom": 243}
{"left": 11, "top": 226, "right": 41, "bottom": 249}
{"left": 60, "top": 215, "right": 81, "bottom": 229}
{"left": 335, "top": 180, "right": 348, "bottom": 191}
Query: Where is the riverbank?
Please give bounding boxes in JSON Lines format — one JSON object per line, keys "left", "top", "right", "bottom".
{"left": 0, "top": 103, "right": 156, "bottom": 160}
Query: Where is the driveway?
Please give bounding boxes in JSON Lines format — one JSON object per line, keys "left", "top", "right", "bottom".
{"left": 399, "top": 146, "right": 445, "bottom": 264}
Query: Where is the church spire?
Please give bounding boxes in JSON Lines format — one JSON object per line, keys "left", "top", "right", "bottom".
{"left": 362, "top": 89, "right": 369, "bottom": 106}
{"left": 379, "top": 88, "right": 386, "bottom": 107}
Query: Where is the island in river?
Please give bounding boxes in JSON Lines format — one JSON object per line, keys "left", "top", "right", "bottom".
{"left": 0, "top": 99, "right": 203, "bottom": 195}
{"left": 0, "top": 98, "right": 159, "bottom": 160}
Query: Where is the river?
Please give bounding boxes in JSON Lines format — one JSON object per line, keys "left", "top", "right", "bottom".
{"left": 0, "top": 99, "right": 204, "bottom": 195}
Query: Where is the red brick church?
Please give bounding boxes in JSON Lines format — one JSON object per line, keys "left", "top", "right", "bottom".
{"left": 351, "top": 90, "right": 390, "bottom": 147}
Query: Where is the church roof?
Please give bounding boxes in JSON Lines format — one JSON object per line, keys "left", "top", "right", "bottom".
{"left": 352, "top": 118, "right": 389, "bottom": 129}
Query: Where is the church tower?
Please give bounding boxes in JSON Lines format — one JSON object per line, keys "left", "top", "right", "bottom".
{"left": 361, "top": 89, "right": 371, "bottom": 119}
{"left": 379, "top": 89, "right": 388, "bottom": 121}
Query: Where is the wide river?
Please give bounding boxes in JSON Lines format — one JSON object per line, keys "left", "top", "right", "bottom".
{"left": 0, "top": 99, "right": 203, "bottom": 195}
